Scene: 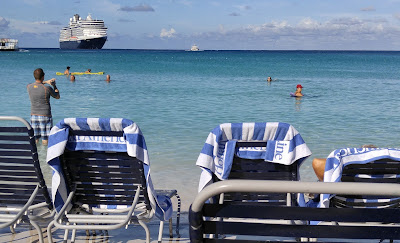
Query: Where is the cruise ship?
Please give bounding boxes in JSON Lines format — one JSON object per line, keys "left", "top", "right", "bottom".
{"left": 59, "top": 14, "right": 107, "bottom": 49}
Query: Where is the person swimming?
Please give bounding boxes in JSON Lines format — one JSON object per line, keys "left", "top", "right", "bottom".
{"left": 64, "top": 66, "right": 70, "bottom": 75}
{"left": 267, "top": 76, "right": 272, "bottom": 82}
{"left": 294, "top": 84, "right": 303, "bottom": 97}
{"left": 106, "top": 74, "right": 111, "bottom": 82}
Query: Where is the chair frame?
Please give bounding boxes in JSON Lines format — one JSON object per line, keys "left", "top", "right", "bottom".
{"left": 0, "top": 116, "right": 54, "bottom": 243}
{"left": 47, "top": 129, "right": 180, "bottom": 243}
{"left": 190, "top": 180, "right": 400, "bottom": 242}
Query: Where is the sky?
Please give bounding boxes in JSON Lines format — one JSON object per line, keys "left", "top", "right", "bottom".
{"left": 2, "top": 0, "right": 400, "bottom": 50}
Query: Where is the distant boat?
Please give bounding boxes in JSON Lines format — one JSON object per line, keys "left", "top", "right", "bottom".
{"left": 0, "top": 39, "right": 19, "bottom": 51}
{"left": 190, "top": 44, "right": 200, "bottom": 51}
{"left": 59, "top": 14, "right": 107, "bottom": 49}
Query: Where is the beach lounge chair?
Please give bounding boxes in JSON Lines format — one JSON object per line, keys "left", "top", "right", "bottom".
{"left": 321, "top": 147, "right": 400, "bottom": 209}
{"left": 46, "top": 118, "right": 180, "bottom": 243}
{"left": 189, "top": 179, "right": 400, "bottom": 242}
{"left": 196, "top": 122, "right": 312, "bottom": 206}
{"left": 0, "top": 116, "right": 54, "bottom": 243}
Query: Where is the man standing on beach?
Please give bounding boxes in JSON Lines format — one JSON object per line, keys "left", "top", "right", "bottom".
{"left": 27, "top": 68, "right": 60, "bottom": 145}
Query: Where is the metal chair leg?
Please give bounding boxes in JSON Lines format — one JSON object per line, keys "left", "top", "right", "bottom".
{"left": 158, "top": 220, "right": 164, "bottom": 243}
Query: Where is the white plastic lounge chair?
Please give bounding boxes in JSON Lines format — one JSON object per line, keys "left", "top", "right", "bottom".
{"left": 0, "top": 116, "right": 54, "bottom": 243}
{"left": 46, "top": 118, "right": 180, "bottom": 243}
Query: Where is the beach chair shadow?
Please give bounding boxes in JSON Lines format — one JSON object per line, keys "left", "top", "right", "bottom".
{"left": 195, "top": 122, "right": 312, "bottom": 240}
{"left": 0, "top": 116, "right": 54, "bottom": 243}
{"left": 46, "top": 118, "right": 180, "bottom": 243}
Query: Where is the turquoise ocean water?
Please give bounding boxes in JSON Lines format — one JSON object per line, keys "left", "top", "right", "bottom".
{"left": 1, "top": 49, "right": 400, "bottom": 210}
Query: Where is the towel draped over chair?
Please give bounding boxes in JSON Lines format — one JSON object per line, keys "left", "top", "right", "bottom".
{"left": 321, "top": 147, "right": 400, "bottom": 208}
{"left": 46, "top": 118, "right": 172, "bottom": 221}
{"left": 196, "top": 122, "right": 312, "bottom": 192}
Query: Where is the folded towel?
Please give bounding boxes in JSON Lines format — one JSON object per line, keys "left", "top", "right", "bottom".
{"left": 196, "top": 122, "right": 312, "bottom": 192}
{"left": 320, "top": 147, "right": 400, "bottom": 208}
{"left": 46, "top": 118, "right": 172, "bottom": 221}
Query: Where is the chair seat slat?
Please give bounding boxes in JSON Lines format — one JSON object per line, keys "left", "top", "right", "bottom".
{"left": 0, "top": 151, "right": 33, "bottom": 157}
{"left": 0, "top": 127, "right": 28, "bottom": 133}
{"left": 0, "top": 144, "right": 31, "bottom": 150}
{"left": 0, "top": 135, "right": 30, "bottom": 141}
{"left": 0, "top": 158, "right": 36, "bottom": 164}
{"left": 203, "top": 221, "right": 400, "bottom": 240}
{"left": 202, "top": 204, "right": 400, "bottom": 223}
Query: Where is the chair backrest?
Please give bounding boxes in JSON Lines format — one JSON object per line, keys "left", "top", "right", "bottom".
{"left": 61, "top": 130, "right": 151, "bottom": 209}
{"left": 214, "top": 141, "right": 298, "bottom": 206}
{"left": 190, "top": 180, "right": 400, "bottom": 242}
{"left": 0, "top": 116, "right": 52, "bottom": 209}
{"left": 331, "top": 158, "right": 400, "bottom": 208}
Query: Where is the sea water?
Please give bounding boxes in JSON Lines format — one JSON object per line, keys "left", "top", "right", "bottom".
{"left": 1, "top": 49, "right": 400, "bottom": 210}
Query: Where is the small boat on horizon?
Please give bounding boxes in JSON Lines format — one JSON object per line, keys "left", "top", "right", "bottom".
{"left": 0, "top": 39, "right": 19, "bottom": 51}
{"left": 189, "top": 44, "right": 203, "bottom": 51}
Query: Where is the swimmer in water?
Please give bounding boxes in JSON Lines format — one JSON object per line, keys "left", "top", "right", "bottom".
{"left": 267, "top": 76, "right": 272, "bottom": 82}
{"left": 294, "top": 84, "right": 303, "bottom": 97}
{"left": 106, "top": 74, "right": 111, "bottom": 82}
{"left": 64, "top": 66, "right": 70, "bottom": 75}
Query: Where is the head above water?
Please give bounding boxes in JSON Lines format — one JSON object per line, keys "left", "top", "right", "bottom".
{"left": 296, "top": 84, "right": 303, "bottom": 89}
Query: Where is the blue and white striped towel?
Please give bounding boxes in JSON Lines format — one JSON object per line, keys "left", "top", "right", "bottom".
{"left": 320, "top": 147, "right": 400, "bottom": 208}
{"left": 46, "top": 118, "right": 172, "bottom": 221}
{"left": 196, "top": 122, "right": 312, "bottom": 192}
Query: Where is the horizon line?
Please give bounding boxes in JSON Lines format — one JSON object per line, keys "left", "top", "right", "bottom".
{"left": 16, "top": 48, "right": 400, "bottom": 52}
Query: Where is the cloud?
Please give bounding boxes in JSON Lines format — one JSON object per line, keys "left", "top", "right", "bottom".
{"left": 0, "top": 17, "right": 10, "bottom": 29}
{"left": 47, "top": 21, "right": 62, "bottom": 25}
{"left": 9, "top": 18, "right": 61, "bottom": 34}
{"left": 23, "top": 0, "right": 41, "bottom": 5}
{"left": 119, "top": 4, "right": 155, "bottom": 12}
{"left": 192, "top": 16, "right": 400, "bottom": 49}
{"left": 178, "top": 0, "right": 193, "bottom": 7}
{"left": 229, "top": 12, "right": 240, "bottom": 17}
{"left": 361, "top": 6, "right": 376, "bottom": 12}
{"left": 35, "top": 21, "right": 59, "bottom": 25}
{"left": 394, "top": 13, "right": 400, "bottom": 20}
{"left": 236, "top": 5, "right": 251, "bottom": 11}
{"left": 118, "top": 18, "right": 135, "bottom": 23}
{"left": 160, "top": 28, "right": 176, "bottom": 38}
